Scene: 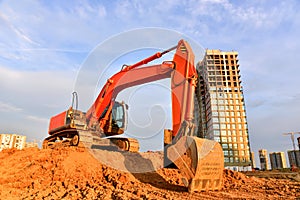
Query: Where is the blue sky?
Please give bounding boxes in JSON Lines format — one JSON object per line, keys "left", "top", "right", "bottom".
{"left": 1, "top": 0, "right": 300, "bottom": 166}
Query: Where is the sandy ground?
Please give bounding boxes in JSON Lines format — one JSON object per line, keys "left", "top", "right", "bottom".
{"left": 0, "top": 147, "right": 300, "bottom": 199}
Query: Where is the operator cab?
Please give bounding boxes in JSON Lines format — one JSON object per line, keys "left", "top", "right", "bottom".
{"left": 111, "top": 101, "right": 128, "bottom": 129}
{"left": 103, "top": 101, "right": 128, "bottom": 135}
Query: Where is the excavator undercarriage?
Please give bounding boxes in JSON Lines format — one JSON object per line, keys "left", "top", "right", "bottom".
{"left": 43, "top": 129, "right": 140, "bottom": 152}
{"left": 43, "top": 109, "right": 140, "bottom": 152}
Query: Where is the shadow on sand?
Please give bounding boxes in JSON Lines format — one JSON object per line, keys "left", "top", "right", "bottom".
{"left": 123, "top": 152, "right": 187, "bottom": 192}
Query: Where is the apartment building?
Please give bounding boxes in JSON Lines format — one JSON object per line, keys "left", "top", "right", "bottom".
{"left": 259, "top": 149, "right": 270, "bottom": 170}
{"left": 0, "top": 134, "right": 26, "bottom": 151}
{"left": 196, "top": 49, "right": 251, "bottom": 170}
{"left": 269, "top": 152, "right": 287, "bottom": 169}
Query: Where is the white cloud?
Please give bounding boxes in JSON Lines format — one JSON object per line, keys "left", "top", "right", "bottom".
{"left": 0, "top": 101, "right": 22, "bottom": 112}
{"left": 26, "top": 115, "right": 48, "bottom": 123}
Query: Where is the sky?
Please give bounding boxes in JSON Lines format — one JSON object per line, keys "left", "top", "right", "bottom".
{"left": 1, "top": 0, "right": 300, "bottom": 166}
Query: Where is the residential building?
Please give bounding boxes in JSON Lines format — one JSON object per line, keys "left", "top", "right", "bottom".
{"left": 269, "top": 152, "right": 287, "bottom": 169}
{"left": 195, "top": 49, "right": 251, "bottom": 170}
{"left": 0, "top": 134, "right": 26, "bottom": 151}
{"left": 259, "top": 149, "right": 270, "bottom": 170}
{"left": 25, "top": 141, "right": 39, "bottom": 148}
{"left": 251, "top": 151, "right": 256, "bottom": 168}
{"left": 287, "top": 150, "right": 300, "bottom": 167}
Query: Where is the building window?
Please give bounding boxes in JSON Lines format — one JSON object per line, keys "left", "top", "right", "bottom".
{"left": 221, "top": 130, "right": 227, "bottom": 136}
{"left": 213, "top": 124, "right": 220, "bottom": 129}
{"left": 222, "top": 144, "right": 228, "bottom": 149}
{"left": 212, "top": 112, "right": 219, "bottom": 116}
{"left": 214, "top": 130, "right": 220, "bottom": 135}
{"left": 212, "top": 118, "right": 219, "bottom": 123}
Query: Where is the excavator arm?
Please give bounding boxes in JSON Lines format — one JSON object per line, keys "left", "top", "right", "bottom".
{"left": 85, "top": 40, "right": 197, "bottom": 138}
{"left": 85, "top": 62, "right": 175, "bottom": 132}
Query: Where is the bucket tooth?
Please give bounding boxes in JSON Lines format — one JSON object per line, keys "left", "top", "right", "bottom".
{"left": 167, "top": 136, "right": 224, "bottom": 192}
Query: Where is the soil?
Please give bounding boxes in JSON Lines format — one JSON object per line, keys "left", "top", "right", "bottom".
{"left": 0, "top": 147, "right": 300, "bottom": 200}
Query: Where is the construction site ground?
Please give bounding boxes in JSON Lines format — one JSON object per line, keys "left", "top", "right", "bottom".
{"left": 0, "top": 147, "right": 300, "bottom": 200}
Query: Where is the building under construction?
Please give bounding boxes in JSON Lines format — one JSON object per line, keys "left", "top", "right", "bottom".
{"left": 195, "top": 49, "right": 251, "bottom": 170}
{"left": 0, "top": 134, "right": 26, "bottom": 151}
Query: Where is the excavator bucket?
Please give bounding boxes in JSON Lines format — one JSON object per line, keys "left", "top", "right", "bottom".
{"left": 167, "top": 136, "right": 224, "bottom": 192}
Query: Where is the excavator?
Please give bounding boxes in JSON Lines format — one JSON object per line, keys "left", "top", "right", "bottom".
{"left": 43, "top": 39, "right": 224, "bottom": 192}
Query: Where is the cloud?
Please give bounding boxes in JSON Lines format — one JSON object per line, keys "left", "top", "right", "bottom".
{"left": 0, "top": 0, "right": 110, "bottom": 71}
{"left": 0, "top": 101, "right": 22, "bottom": 112}
{"left": 0, "top": 65, "right": 76, "bottom": 116}
{"left": 26, "top": 115, "right": 48, "bottom": 123}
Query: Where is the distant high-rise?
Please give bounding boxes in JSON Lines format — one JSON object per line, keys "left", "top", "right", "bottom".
{"left": 287, "top": 150, "right": 300, "bottom": 167}
{"left": 251, "top": 151, "right": 256, "bottom": 168}
{"left": 259, "top": 149, "right": 270, "bottom": 170}
{"left": 196, "top": 49, "right": 251, "bottom": 170}
{"left": 269, "top": 152, "right": 287, "bottom": 169}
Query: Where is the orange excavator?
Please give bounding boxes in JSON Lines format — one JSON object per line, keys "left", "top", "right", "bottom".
{"left": 43, "top": 40, "right": 224, "bottom": 192}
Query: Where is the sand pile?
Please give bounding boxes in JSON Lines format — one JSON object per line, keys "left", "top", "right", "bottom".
{"left": 0, "top": 147, "right": 299, "bottom": 199}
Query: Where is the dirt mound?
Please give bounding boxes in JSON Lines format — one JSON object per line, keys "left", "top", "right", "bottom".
{"left": 0, "top": 147, "right": 300, "bottom": 199}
